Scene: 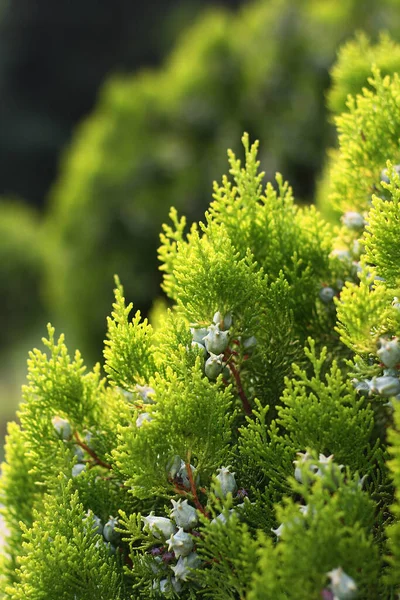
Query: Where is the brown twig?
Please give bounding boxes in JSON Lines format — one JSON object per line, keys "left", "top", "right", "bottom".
{"left": 74, "top": 432, "right": 112, "bottom": 470}
{"left": 172, "top": 484, "right": 188, "bottom": 496}
{"left": 185, "top": 458, "right": 209, "bottom": 518}
{"left": 223, "top": 351, "right": 252, "bottom": 416}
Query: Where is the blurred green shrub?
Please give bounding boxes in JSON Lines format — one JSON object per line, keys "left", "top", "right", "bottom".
{"left": 44, "top": 0, "right": 400, "bottom": 361}
{"left": 328, "top": 33, "right": 400, "bottom": 116}
{"left": 317, "top": 33, "right": 400, "bottom": 221}
{"left": 0, "top": 200, "right": 45, "bottom": 349}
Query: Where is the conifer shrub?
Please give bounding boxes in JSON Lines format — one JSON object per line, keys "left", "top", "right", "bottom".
{"left": 5, "top": 36, "right": 400, "bottom": 600}
{"left": 44, "top": 0, "right": 400, "bottom": 361}
{"left": 0, "top": 132, "right": 394, "bottom": 598}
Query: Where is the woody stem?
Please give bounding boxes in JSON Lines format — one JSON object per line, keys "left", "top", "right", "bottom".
{"left": 224, "top": 352, "right": 252, "bottom": 416}
{"left": 74, "top": 432, "right": 112, "bottom": 470}
{"left": 185, "top": 457, "right": 208, "bottom": 517}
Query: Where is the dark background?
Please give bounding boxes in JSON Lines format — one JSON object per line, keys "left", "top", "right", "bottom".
{"left": 0, "top": 0, "right": 244, "bottom": 208}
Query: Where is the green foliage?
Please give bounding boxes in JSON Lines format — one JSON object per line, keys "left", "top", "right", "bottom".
{"left": 0, "top": 200, "right": 45, "bottom": 351}
{"left": 336, "top": 272, "right": 397, "bottom": 355}
{"left": 328, "top": 68, "right": 400, "bottom": 214}
{"left": 7, "top": 32, "right": 400, "bottom": 596}
{"left": 104, "top": 277, "right": 157, "bottom": 388}
{"left": 161, "top": 135, "right": 334, "bottom": 331}
{"left": 114, "top": 354, "right": 235, "bottom": 499}
{"left": 0, "top": 423, "right": 37, "bottom": 586}
{"left": 364, "top": 164, "right": 400, "bottom": 287}
{"left": 237, "top": 340, "right": 380, "bottom": 504}
{"left": 7, "top": 478, "right": 125, "bottom": 600}
{"left": 328, "top": 33, "right": 400, "bottom": 116}
{"left": 318, "top": 33, "right": 400, "bottom": 220}
{"left": 387, "top": 402, "right": 400, "bottom": 587}
{"left": 159, "top": 135, "right": 341, "bottom": 410}
{"left": 43, "top": 0, "right": 400, "bottom": 361}
{"left": 323, "top": 32, "right": 400, "bottom": 597}
{"left": 195, "top": 507, "right": 260, "bottom": 599}
{"left": 0, "top": 324, "right": 134, "bottom": 595}
{"left": 276, "top": 341, "right": 378, "bottom": 473}
{"left": 248, "top": 463, "right": 382, "bottom": 600}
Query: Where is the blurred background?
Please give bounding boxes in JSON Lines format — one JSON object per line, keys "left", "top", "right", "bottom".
{"left": 2, "top": 0, "right": 400, "bottom": 459}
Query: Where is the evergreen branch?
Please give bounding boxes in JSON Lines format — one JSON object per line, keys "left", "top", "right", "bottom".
{"left": 224, "top": 350, "right": 252, "bottom": 416}
{"left": 186, "top": 454, "right": 209, "bottom": 518}
{"left": 73, "top": 432, "right": 112, "bottom": 470}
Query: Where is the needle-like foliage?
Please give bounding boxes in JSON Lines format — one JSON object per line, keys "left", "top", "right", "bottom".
{"left": 5, "top": 35, "right": 400, "bottom": 598}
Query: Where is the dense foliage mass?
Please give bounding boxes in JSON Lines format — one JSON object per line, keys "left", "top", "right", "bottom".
{"left": 5, "top": 25, "right": 400, "bottom": 600}
{"left": 43, "top": 0, "right": 400, "bottom": 360}
{"left": 3, "top": 0, "right": 400, "bottom": 360}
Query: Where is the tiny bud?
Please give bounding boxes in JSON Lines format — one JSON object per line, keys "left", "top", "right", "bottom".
{"left": 156, "top": 579, "right": 168, "bottom": 593}
{"left": 352, "top": 379, "right": 372, "bottom": 396}
{"left": 215, "top": 466, "right": 237, "bottom": 498}
{"left": 167, "top": 454, "right": 183, "bottom": 479}
{"left": 84, "top": 431, "right": 93, "bottom": 447}
{"left": 119, "top": 388, "right": 133, "bottom": 402}
{"left": 52, "top": 416, "right": 72, "bottom": 440}
{"left": 92, "top": 514, "right": 103, "bottom": 536}
{"left": 377, "top": 337, "right": 400, "bottom": 369}
{"left": 327, "top": 567, "right": 357, "bottom": 599}
{"left": 293, "top": 452, "right": 317, "bottom": 483}
{"left": 191, "top": 340, "right": 207, "bottom": 356}
{"left": 213, "top": 311, "right": 233, "bottom": 330}
{"left": 136, "top": 412, "right": 152, "bottom": 428}
{"left": 103, "top": 516, "right": 120, "bottom": 545}
{"left": 341, "top": 211, "right": 365, "bottom": 230}
{"left": 204, "top": 324, "right": 230, "bottom": 354}
{"left": 381, "top": 164, "right": 400, "bottom": 185}
{"left": 319, "top": 287, "right": 335, "bottom": 303}
{"left": 190, "top": 327, "right": 208, "bottom": 345}
{"left": 170, "top": 499, "right": 198, "bottom": 530}
{"left": 211, "top": 513, "right": 227, "bottom": 526}
{"left": 392, "top": 297, "right": 400, "bottom": 310}
{"left": 271, "top": 523, "right": 284, "bottom": 538}
{"left": 142, "top": 513, "right": 177, "bottom": 540}
{"left": 150, "top": 556, "right": 163, "bottom": 575}
{"left": 352, "top": 239, "right": 362, "bottom": 258}
{"left": 168, "top": 527, "right": 194, "bottom": 558}
{"left": 176, "top": 462, "right": 199, "bottom": 490}
{"left": 205, "top": 353, "right": 224, "bottom": 380}
{"left": 371, "top": 375, "right": 400, "bottom": 397}
{"left": 74, "top": 445, "right": 85, "bottom": 463}
{"left": 105, "top": 542, "right": 116, "bottom": 555}
{"left": 298, "top": 505, "right": 309, "bottom": 516}
{"left": 171, "top": 577, "right": 183, "bottom": 593}
{"left": 84, "top": 511, "right": 103, "bottom": 536}
{"left": 243, "top": 335, "right": 257, "bottom": 350}
{"left": 222, "top": 365, "right": 231, "bottom": 380}
{"left": 166, "top": 455, "right": 182, "bottom": 480}
{"left": 171, "top": 553, "right": 201, "bottom": 581}
{"left": 315, "top": 453, "right": 337, "bottom": 477}
{"left": 72, "top": 464, "right": 86, "bottom": 478}
{"left": 135, "top": 384, "right": 155, "bottom": 404}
